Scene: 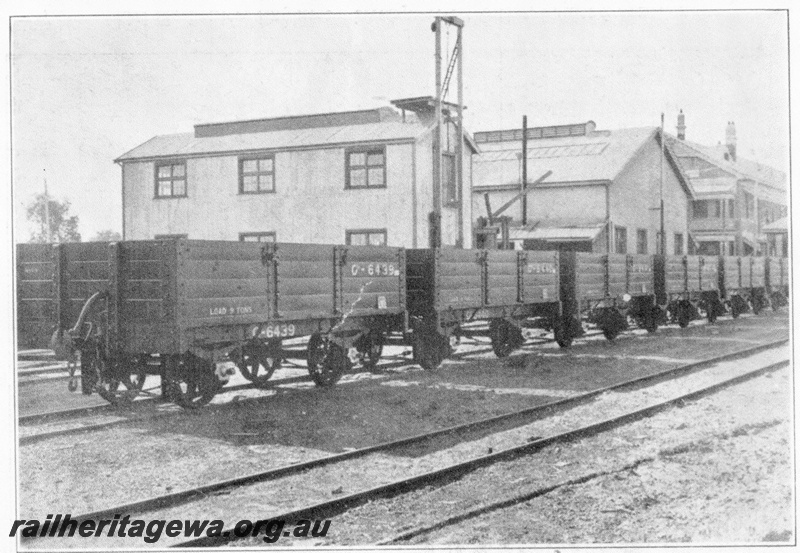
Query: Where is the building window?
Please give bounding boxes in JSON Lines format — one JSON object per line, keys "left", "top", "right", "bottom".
{"left": 674, "top": 233, "right": 683, "bottom": 255}
{"left": 239, "top": 232, "right": 276, "bottom": 242}
{"left": 727, "top": 199, "right": 735, "bottom": 218}
{"left": 614, "top": 226, "right": 627, "bottom": 254}
{"left": 154, "top": 233, "right": 188, "bottom": 239}
{"left": 443, "top": 153, "right": 458, "bottom": 204}
{"left": 346, "top": 229, "right": 387, "bottom": 246}
{"left": 155, "top": 161, "right": 187, "bottom": 198}
{"left": 636, "top": 229, "right": 648, "bottom": 254}
{"left": 692, "top": 200, "right": 707, "bottom": 219}
{"left": 692, "top": 199, "right": 723, "bottom": 219}
{"left": 346, "top": 147, "right": 386, "bottom": 189}
{"left": 744, "top": 192, "right": 755, "bottom": 219}
{"left": 239, "top": 156, "right": 275, "bottom": 194}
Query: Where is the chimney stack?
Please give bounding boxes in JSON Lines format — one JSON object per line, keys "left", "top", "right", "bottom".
{"left": 676, "top": 109, "right": 686, "bottom": 140}
{"left": 725, "top": 121, "right": 737, "bottom": 162}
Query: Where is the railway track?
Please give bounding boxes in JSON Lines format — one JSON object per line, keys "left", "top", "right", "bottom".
{"left": 23, "top": 337, "right": 787, "bottom": 548}
{"left": 17, "top": 343, "right": 497, "bottom": 444}
{"left": 15, "top": 313, "right": 775, "bottom": 442}
{"left": 183, "top": 355, "right": 789, "bottom": 547}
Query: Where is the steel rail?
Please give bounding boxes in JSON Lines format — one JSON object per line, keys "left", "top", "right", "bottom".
{"left": 17, "top": 312, "right": 784, "bottom": 437}
{"left": 17, "top": 342, "right": 496, "bottom": 434}
{"left": 38, "top": 338, "right": 786, "bottom": 536}
{"left": 179, "top": 357, "right": 788, "bottom": 547}
{"left": 375, "top": 358, "right": 791, "bottom": 545}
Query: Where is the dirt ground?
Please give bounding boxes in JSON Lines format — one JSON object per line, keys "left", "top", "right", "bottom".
{"left": 324, "top": 363, "right": 794, "bottom": 545}
{"left": 16, "top": 312, "right": 792, "bottom": 548}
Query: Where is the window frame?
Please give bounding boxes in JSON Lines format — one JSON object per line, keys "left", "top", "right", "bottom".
{"left": 636, "top": 228, "right": 648, "bottom": 255}
{"left": 345, "top": 228, "right": 388, "bottom": 246}
{"left": 154, "top": 160, "right": 188, "bottom": 199}
{"left": 614, "top": 226, "right": 627, "bottom": 254}
{"left": 239, "top": 231, "right": 276, "bottom": 243}
{"left": 442, "top": 152, "right": 459, "bottom": 206}
{"left": 692, "top": 200, "right": 706, "bottom": 219}
{"left": 345, "top": 146, "right": 387, "bottom": 190}
{"left": 674, "top": 233, "right": 684, "bottom": 255}
{"left": 238, "top": 155, "right": 276, "bottom": 195}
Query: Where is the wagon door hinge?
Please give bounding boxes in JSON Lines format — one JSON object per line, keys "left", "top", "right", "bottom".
{"left": 477, "top": 250, "right": 489, "bottom": 306}
{"left": 517, "top": 251, "right": 526, "bottom": 303}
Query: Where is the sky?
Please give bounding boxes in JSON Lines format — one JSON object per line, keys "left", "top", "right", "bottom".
{"left": 10, "top": 9, "right": 791, "bottom": 242}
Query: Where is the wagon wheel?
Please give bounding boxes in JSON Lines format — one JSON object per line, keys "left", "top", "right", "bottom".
{"left": 553, "top": 316, "right": 574, "bottom": 348}
{"left": 237, "top": 345, "right": 280, "bottom": 388}
{"left": 356, "top": 331, "right": 384, "bottom": 372}
{"left": 489, "top": 319, "right": 523, "bottom": 358}
{"left": 599, "top": 309, "right": 626, "bottom": 341}
{"left": 412, "top": 331, "right": 449, "bottom": 371}
{"left": 730, "top": 296, "right": 745, "bottom": 319}
{"left": 94, "top": 359, "right": 147, "bottom": 406}
{"left": 705, "top": 300, "right": 719, "bottom": 323}
{"left": 644, "top": 306, "right": 660, "bottom": 333}
{"left": 677, "top": 303, "right": 692, "bottom": 328}
{"left": 166, "top": 354, "right": 222, "bottom": 409}
{"left": 307, "top": 333, "right": 351, "bottom": 387}
{"left": 751, "top": 293, "right": 765, "bottom": 315}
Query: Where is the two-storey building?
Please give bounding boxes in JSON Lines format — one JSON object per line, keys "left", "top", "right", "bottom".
{"left": 668, "top": 116, "right": 787, "bottom": 256}
{"left": 116, "top": 97, "right": 477, "bottom": 248}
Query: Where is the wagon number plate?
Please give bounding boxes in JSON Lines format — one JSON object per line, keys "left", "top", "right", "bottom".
{"left": 254, "top": 323, "right": 296, "bottom": 339}
{"left": 350, "top": 262, "right": 399, "bottom": 277}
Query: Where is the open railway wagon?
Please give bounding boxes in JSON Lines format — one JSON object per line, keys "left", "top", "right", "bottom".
{"left": 47, "top": 239, "right": 406, "bottom": 408}
{"left": 655, "top": 255, "right": 724, "bottom": 327}
{"left": 719, "top": 256, "right": 766, "bottom": 317}
{"left": 766, "top": 256, "right": 790, "bottom": 309}
{"left": 405, "top": 248, "right": 568, "bottom": 370}
{"left": 16, "top": 243, "right": 57, "bottom": 350}
{"left": 559, "top": 252, "right": 659, "bottom": 341}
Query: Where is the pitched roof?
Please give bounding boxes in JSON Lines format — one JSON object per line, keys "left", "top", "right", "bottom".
{"left": 116, "top": 120, "right": 431, "bottom": 162}
{"left": 667, "top": 136, "right": 787, "bottom": 204}
{"left": 117, "top": 102, "right": 479, "bottom": 162}
{"left": 473, "top": 126, "right": 692, "bottom": 197}
{"left": 668, "top": 137, "right": 786, "bottom": 189}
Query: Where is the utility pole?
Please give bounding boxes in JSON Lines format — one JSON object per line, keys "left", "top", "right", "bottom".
{"left": 431, "top": 15, "right": 464, "bottom": 248}
{"left": 659, "top": 113, "right": 666, "bottom": 256}
{"left": 521, "top": 115, "right": 528, "bottom": 226}
{"left": 43, "top": 169, "right": 52, "bottom": 243}
{"left": 456, "top": 21, "right": 464, "bottom": 248}
{"left": 432, "top": 17, "right": 442, "bottom": 248}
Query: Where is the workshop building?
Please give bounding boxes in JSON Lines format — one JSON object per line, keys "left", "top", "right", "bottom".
{"left": 116, "top": 97, "right": 477, "bottom": 248}
{"left": 472, "top": 121, "right": 694, "bottom": 254}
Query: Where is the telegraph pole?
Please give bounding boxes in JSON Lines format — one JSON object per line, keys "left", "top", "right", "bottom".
{"left": 431, "top": 16, "right": 464, "bottom": 248}
{"left": 660, "top": 113, "right": 666, "bottom": 256}
{"left": 43, "top": 169, "right": 52, "bottom": 243}
{"left": 521, "top": 115, "right": 528, "bottom": 226}
{"left": 432, "top": 17, "right": 442, "bottom": 248}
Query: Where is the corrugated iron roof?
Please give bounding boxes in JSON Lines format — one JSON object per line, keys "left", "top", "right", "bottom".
{"left": 116, "top": 121, "right": 431, "bottom": 162}
{"left": 473, "top": 127, "right": 658, "bottom": 188}
{"left": 668, "top": 136, "right": 787, "bottom": 192}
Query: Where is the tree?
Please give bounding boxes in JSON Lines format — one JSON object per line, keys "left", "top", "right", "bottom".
{"left": 92, "top": 230, "right": 122, "bottom": 242}
{"left": 26, "top": 193, "right": 81, "bottom": 243}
